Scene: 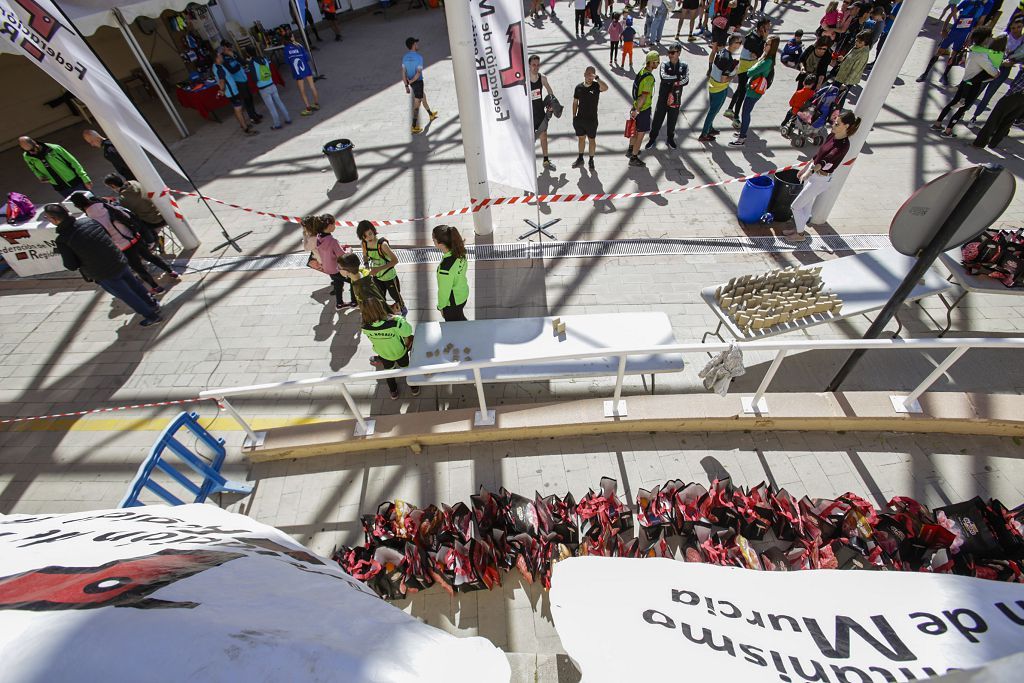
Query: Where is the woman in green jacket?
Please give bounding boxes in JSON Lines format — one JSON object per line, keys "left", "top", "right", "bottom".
{"left": 360, "top": 297, "right": 419, "bottom": 400}
{"left": 730, "top": 36, "right": 779, "bottom": 147}
{"left": 432, "top": 225, "right": 469, "bottom": 321}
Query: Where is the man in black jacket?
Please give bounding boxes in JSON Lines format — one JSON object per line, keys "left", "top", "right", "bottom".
{"left": 45, "top": 204, "right": 163, "bottom": 327}
{"left": 82, "top": 130, "right": 135, "bottom": 181}
{"left": 646, "top": 42, "right": 690, "bottom": 149}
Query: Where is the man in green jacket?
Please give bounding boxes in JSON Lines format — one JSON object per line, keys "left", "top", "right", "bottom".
{"left": 19, "top": 136, "right": 92, "bottom": 199}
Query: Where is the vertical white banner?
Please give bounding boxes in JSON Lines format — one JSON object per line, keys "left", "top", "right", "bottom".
{"left": 0, "top": 0, "right": 187, "bottom": 180}
{"left": 467, "top": 0, "right": 537, "bottom": 194}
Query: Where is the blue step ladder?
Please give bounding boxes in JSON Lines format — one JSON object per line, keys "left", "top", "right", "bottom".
{"left": 119, "top": 411, "right": 253, "bottom": 507}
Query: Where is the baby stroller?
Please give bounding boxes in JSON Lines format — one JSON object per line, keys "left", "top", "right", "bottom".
{"left": 781, "top": 83, "right": 842, "bottom": 148}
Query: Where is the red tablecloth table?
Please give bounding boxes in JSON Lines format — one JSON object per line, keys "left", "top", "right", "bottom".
{"left": 175, "top": 63, "right": 285, "bottom": 121}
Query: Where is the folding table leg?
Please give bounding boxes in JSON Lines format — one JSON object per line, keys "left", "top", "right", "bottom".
{"left": 937, "top": 290, "right": 968, "bottom": 338}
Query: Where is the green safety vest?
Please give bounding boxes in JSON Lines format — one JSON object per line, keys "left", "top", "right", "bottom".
{"left": 436, "top": 252, "right": 469, "bottom": 309}
{"left": 364, "top": 238, "right": 397, "bottom": 281}
{"left": 361, "top": 316, "right": 412, "bottom": 361}
{"left": 254, "top": 59, "right": 273, "bottom": 88}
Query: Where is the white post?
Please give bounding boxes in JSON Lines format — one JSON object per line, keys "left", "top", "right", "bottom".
{"left": 472, "top": 367, "right": 496, "bottom": 426}
{"left": 604, "top": 355, "right": 628, "bottom": 417}
{"left": 809, "top": 1, "right": 934, "bottom": 224}
{"left": 90, "top": 110, "right": 201, "bottom": 250}
{"left": 743, "top": 349, "right": 787, "bottom": 414}
{"left": 443, "top": 0, "right": 494, "bottom": 235}
{"left": 215, "top": 396, "right": 261, "bottom": 447}
{"left": 891, "top": 346, "right": 969, "bottom": 413}
{"left": 338, "top": 383, "right": 375, "bottom": 436}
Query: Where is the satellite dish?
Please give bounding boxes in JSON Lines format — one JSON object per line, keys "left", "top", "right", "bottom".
{"left": 136, "top": 16, "right": 158, "bottom": 35}
{"left": 889, "top": 165, "right": 1015, "bottom": 256}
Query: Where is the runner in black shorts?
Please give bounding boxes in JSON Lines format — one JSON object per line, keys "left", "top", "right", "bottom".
{"left": 571, "top": 66, "right": 608, "bottom": 170}
{"left": 319, "top": 0, "right": 342, "bottom": 40}
{"left": 529, "top": 54, "right": 557, "bottom": 169}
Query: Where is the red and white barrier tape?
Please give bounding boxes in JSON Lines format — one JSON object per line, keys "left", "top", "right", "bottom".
{"left": 148, "top": 158, "right": 854, "bottom": 230}
{"left": 0, "top": 397, "right": 212, "bottom": 425}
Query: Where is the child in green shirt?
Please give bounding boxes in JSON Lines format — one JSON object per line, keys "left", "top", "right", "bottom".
{"left": 360, "top": 297, "right": 419, "bottom": 400}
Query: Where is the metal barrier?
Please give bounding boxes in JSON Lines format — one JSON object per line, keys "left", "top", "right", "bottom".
{"left": 198, "top": 337, "right": 1024, "bottom": 448}
{"left": 119, "top": 411, "right": 254, "bottom": 506}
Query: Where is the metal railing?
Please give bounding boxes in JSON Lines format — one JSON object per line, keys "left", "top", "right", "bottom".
{"left": 198, "top": 336, "right": 1024, "bottom": 447}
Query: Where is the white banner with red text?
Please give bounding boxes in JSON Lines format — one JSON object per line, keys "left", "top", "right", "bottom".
{"left": 0, "top": 0, "right": 186, "bottom": 179}
{"left": 0, "top": 504, "right": 510, "bottom": 683}
{"left": 550, "top": 557, "right": 1024, "bottom": 683}
{"left": 466, "top": 0, "right": 536, "bottom": 193}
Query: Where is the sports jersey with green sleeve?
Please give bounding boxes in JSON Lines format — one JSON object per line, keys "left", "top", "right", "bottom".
{"left": 436, "top": 252, "right": 469, "bottom": 309}
{"left": 361, "top": 315, "right": 413, "bottom": 361}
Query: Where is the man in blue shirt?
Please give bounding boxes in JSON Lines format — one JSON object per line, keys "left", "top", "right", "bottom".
{"left": 284, "top": 31, "right": 320, "bottom": 116}
{"left": 402, "top": 37, "right": 438, "bottom": 134}
{"left": 213, "top": 50, "right": 258, "bottom": 135}
{"left": 918, "top": 0, "right": 989, "bottom": 82}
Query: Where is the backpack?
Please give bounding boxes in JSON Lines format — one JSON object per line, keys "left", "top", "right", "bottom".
{"left": 5, "top": 192, "right": 35, "bottom": 225}
{"left": 631, "top": 69, "right": 654, "bottom": 103}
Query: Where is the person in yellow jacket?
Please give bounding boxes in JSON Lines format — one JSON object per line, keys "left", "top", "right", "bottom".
{"left": 432, "top": 225, "right": 469, "bottom": 321}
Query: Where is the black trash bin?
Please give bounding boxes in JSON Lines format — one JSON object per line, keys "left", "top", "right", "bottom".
{"left": 768, "top": 168, "right": 803, "bottom": 222}
{"left": 323, "top": 138, "right": 358, "bottom": 183}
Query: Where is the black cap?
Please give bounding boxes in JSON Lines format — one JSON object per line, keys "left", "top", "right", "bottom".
{"left": 406, "top": 37, "right": 419, "bottom": 49}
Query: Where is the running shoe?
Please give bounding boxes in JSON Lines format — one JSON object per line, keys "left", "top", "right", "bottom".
{"left": 628, "top": 155, "right": 646, "bottom": 167}
{"left": 411, "top": 124, "right": 423, "bottom": 134}
{"left": 429, "top": 110, "right": 439, "bottom": 121}
{"left": 666, "top": 139, "right": 677, "bottom": 149}
{"left": 729, "top": 137, "right": 746, "bottom": 146}
{"left": 588, "top": 157, "right": 596, "bottom": 170}
{"left": 301, "top": 108, "right": 314, "bottom": 116}
{"left": 571, "top": 156, "right": 584, "bottom": 168}
{"left": 723, "top": 110, "right": 737, "bottom": 120}
{"left": 150, "top": 286, "right": 166, "bottom": 295}
{"left": 139, "top": 316, "right": 164, "bottom": 328}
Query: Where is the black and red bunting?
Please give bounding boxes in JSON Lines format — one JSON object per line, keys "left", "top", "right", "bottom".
{"left": 336, "top": 477, "right": 1024, "bottom": 601}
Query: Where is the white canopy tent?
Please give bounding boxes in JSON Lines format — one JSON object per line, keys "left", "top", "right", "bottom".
{"left": 52, "top": 0, "right": 201, "bottom": 37}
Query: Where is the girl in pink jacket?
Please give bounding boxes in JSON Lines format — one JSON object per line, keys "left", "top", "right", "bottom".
{"left": 301, "top": 213, "right": 356, "bottom": 310}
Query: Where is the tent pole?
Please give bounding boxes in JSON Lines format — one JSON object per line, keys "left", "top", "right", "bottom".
{"left": 112, "top": 9, "right": 189, "bottom": 140}
{"left": 292, "top": 0, "right": 325, "bottom": 80}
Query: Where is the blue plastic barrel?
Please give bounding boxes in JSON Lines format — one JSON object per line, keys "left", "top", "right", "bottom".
{"left": 737, "top": 175, "right": 775, "bottom": 223}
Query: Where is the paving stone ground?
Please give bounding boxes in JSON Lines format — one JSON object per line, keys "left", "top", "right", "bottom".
{"left": 2, "top": 2, "right": 1024, "bottom": 681}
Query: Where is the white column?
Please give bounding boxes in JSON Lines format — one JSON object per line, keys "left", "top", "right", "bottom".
{"left": 92, "top": 111, "right": 201, "bottom": 250}
{"left": 443, "top": 0, "right": 494, "bottom": 235}
{"left": 810, "top": 1, "right": 934, "bottom": 224}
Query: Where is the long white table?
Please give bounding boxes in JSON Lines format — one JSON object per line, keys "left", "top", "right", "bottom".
{"left": 935, "top": 249, "right": 1024, "bottom": 336}
{"left": 406, "top": 312, "right": 683, "bottom": 388}
{"left": 701, "top": 247, "right": 955, "bottom": 341}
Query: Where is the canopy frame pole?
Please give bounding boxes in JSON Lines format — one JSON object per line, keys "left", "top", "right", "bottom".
{"left": 112, "top": 8, "right": 189, "bottom": 140}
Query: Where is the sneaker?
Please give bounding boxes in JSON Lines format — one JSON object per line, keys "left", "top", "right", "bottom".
{"left": 271, "top": 124, "right": 282, "bottom": 130}
{"left": 389, "top": 389, "right": 400, "bottom": 400}
{"left": 709, "top": 127, "right": 721, "bottom": 136}
{"left": 543, "top": 158, "right": 556, "bottom": 170}
{"left": 687, "top": 35, "right": 697, "bottom": 42}
{"left": 731, "top": 119, "right": 741, "bottom": 129}
{"left": 285, "top": 119, "right": 293, "bottom": 125}
{"left": 729, "top": 137, "right": 746, "bottom": 146}
{"left": 588, "top": 157, "right": 596, "bottom": 170}
{"left": 347, "top": 301, "right": 359, "bottom": 308}
{"left": 410, "top": 385, "right": 421, "bottom": 397}
{"left": 697, "top": 134, "right": 715, "bottom": 142}
{"left": 628, "top": 155, "right": 646, "bottom": 167}
{"left": 301, "top": 108, "right": 313, "bottom": 116}
{"left": 150, "top": 286, "right": 166, "bottom": 295}
{"left": 666, "top": 139, "right": 677, "bottom": 149}
{"left": 723, "top": 110, "right": 737, "bottom": 120}
{"left": 571, "top": 156, "right": 584, "bottom": 168}
{"left": 930, "top": 122, "right": 943, "bottom": 131}
{"left": 311, "top": 104, "right": 320, "bottom": 111}
{"left": 644, "top": 140, "right": 656, "bottom": 150}
{"left": 253, "top": 115, "right": 264, "bottom": 123}
{"left": 411, "top": 124, "right": 423, "bottom": 134}
{"left": 335, "top": 302, "right": 346, "bottom": 311}
{"left": 429, "top": 110, "right": 439, "bottom": 121}
{"left": 139, "top": 316, "right": 164, "bottom": 328}
{"left": 915, "top": 74, "right": 927, "bottom": 83}
{"left": 624, "top": 147, "right": 634, "bottom": 158}
{"left": 243, "top": 127, "right": 258, "bottom": 136}
{"left": 164, "top": 271, "right": 180, "bottom": 280}
{"left": 940, "top": 129, "right": 957, "bottom": 138}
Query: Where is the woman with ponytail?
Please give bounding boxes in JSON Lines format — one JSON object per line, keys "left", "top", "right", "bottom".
{"left": 783, "top": 110, "right": 860, "bottom": 242}
{"left": 432, "top": 225, "right": 469, "bottom": 321}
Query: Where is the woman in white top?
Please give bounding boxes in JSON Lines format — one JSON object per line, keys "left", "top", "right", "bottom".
{"left": 68, "top": 192, "right": 179, "bottom": 294}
